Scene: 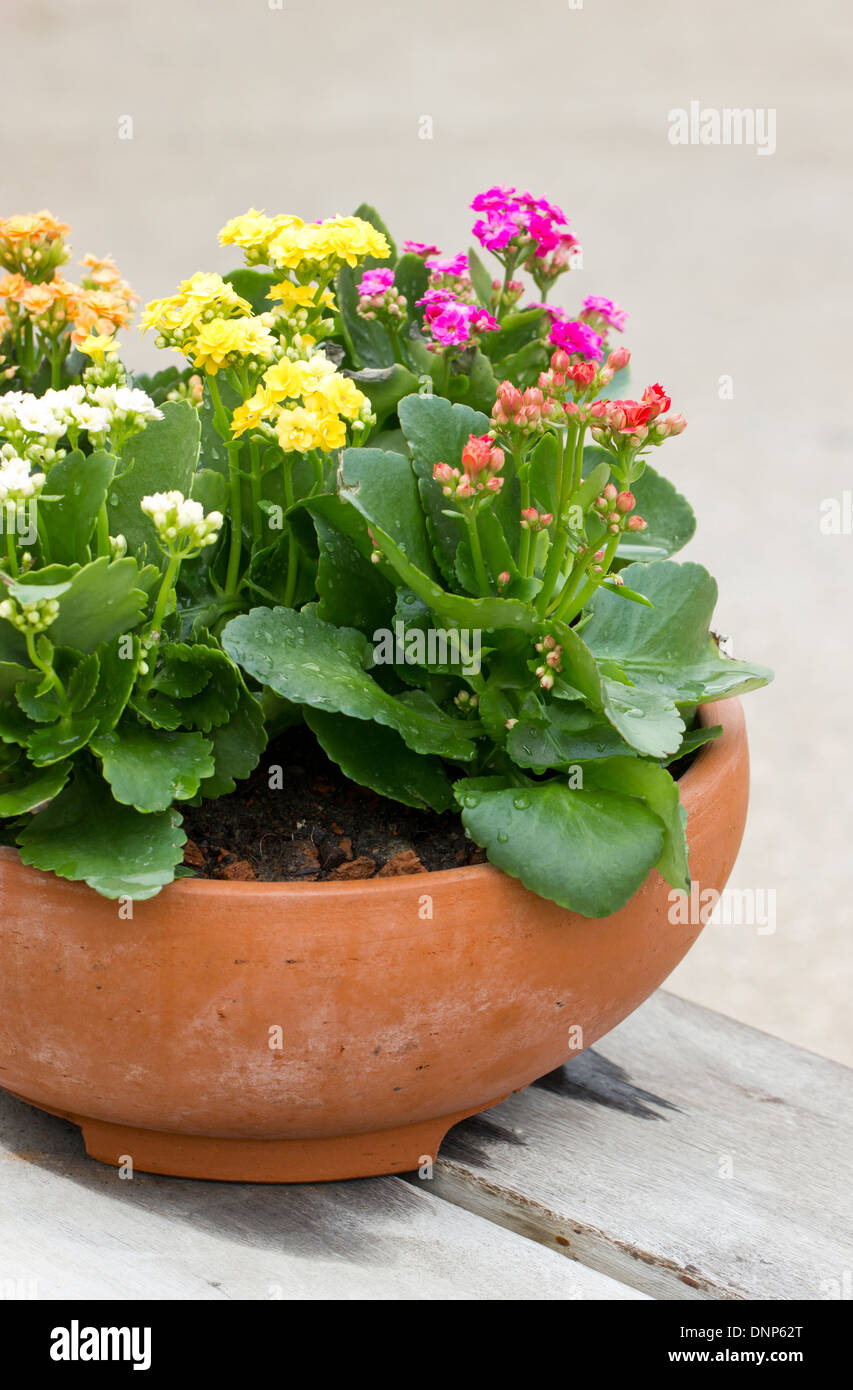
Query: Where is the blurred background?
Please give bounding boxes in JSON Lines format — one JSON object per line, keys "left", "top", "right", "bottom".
{"left": 3, "top": 0, "right": 851, "bottom": 1061}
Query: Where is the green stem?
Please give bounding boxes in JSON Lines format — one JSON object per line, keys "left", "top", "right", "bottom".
{"left": 96, "top": 502, "right": 111, "bottom": 557}
{"left": 208, "top": 374, "right": 244, "bottom": 594}
{"left": 464, "top": 512, "right": 491, "bottom": 595}
{"left": 24, "top": 629, "right": 69, "bottom": 711}
{"left": 249, "top": 441, "right": 262, "bottom": 546}
{"left": 555, "top": 528, "right": 622, "bottom": 625}
{"left": 518, "top": 477, "right": 532, "bottom": 576}
{"left": 5, "top": 526, "right": 19, "bottom": 576}
{"left": 282, "top": 462, "right": 298, "bottom": 609}
{"left": 150, "top": 551, "right": 182, "bottom": 638}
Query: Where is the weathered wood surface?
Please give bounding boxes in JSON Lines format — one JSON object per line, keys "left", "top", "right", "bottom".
{"left": 1, "top": 989, "right": 849, "bottom": 1300}
{"left": 429, "top": 992, "right": 853, "bottom": 1300}
{"left": 0, "top": 1090, "right": 641, "bottom": 1301}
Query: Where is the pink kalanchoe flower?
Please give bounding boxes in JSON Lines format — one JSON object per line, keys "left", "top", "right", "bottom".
{"left": 358, "top": 267, "right": 395, "bottom": 297}
{"left": 461, "top": 433, "right": 504, "bottom": 477}
{"left": 581, "top": 296, "right": 628, "bottom": 333}
{"left": 403, "top": 240, "right": 441, "bottom": 258}
{"left": 426, "top": 252, "right": 469, "bottom": 277}
{"left": 548, "top": 316, "right": 604, "bottom": 362}
{"left": 433, "top": 433, "right": 505, "bottom": 503}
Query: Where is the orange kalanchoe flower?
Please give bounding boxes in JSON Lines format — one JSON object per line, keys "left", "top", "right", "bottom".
{"left": 0, "top": 210, "right": 71, "bottom": 281}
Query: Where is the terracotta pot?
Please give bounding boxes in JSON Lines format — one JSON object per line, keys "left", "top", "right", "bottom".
{"left": 0, "top": 698, "right": 748, "bottom": 1183}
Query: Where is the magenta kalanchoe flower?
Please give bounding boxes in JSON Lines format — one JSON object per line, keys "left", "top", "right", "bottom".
{"left": 581, "top": 295, "right": 628, "bottom": 333}
{"left": 470, "top": 186, "right": 575, "bottom": 261}
{"left": 416, "top": 288, "right": 499, "bottom": 349}
{"left": 547, "top": 315, "right": 604, "bottom": 362}
{"left": 402, "top": 240, "right": 440, "bottom": 258}
{"left": 358, "top": 267, "right": 395, "bottom": 297}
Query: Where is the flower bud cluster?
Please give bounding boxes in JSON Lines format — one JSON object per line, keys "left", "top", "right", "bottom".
{"left": 534, "top": 633, "right": 563, "bottom": 690}
{"left": 140, "top": 491, "right": 224, "bottom": 554}
{"left": 434, "top": 433, "right": 505, "bottom": 503}
{"left": 0, "top": 593, "right": 59, "bottom": 633}
{"left": 491, "top": 380, "right": 560, "bottom": 437}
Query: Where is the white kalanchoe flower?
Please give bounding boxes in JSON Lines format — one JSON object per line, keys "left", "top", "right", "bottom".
{"left": 0, "top": 454, "right": 46, "bottom": 502}
{"left": 140, "top": 490, "right": 224, "bottom": 553}
{"left": 90, "top": 385, "right": 163, "bottom": 426}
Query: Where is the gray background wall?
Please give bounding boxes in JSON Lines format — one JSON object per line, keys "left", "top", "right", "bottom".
{"left": 4, "top": 0, "right": 851, "bottom": 1061}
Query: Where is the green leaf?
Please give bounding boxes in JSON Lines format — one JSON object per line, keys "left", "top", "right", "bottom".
{"left": 190, "top": 467, "right": 229, "bottom": 515}
{"left": 86, "top": 636, "right": 140, "bottom": 732}
{"left": 223, "top": 267, "right": 277, "bottom": 313}
{"left": 196, "top": 684, "right": 267, "bottom": 800}
{"left": 467, "top": 248, "right": 495, "bottom": 309}
{"left": 132, "top": 641, "right": 241, "bottom": 731}
{"left": 27, "top": 714, "right": 100, "bottom": 767}
{"left": 223, "top": 606, "right": 478, "bottom": 761}
{"left": 584, "top": 561, "right": 774, "bottom": 702}
{"left": 482, "top": 307, "right": 545, "bottom": 361}
{"left": 599, "top": 676, "right": 685, "bottom": 759}
{"left": 314, "top": 513, "right": 394, "bottom": 635}
{"left": 337, "top": 264, "right": 394, "bottom": 368}
{"left": 507, "top": 701, "right": 638, "bottom": 769}
{"left": 453, "top": 776, "right": 665, "bottom": 917}
{"left": 338, "top": 446, "right": 436, "bottom": 577}
{"left": 109, "top": 401, "right": 200, "bottom": 563}
{"left": 0, "top": 757, "right": 72, "bottom": 815}
{"left": 663, "top": 723, "right": 722, "bottom": 764}
{"left": 39, "top": 449, "right": 116, "bottom": 564}
{"left": 393, "top": 253, "right": 429, "bottom": 324}
{"left": 345, "top": 363, "right": 420, "bottom": 430}
{"left": 18, "top": 764, "right": 185, "bottom": 900}
{"left": 582, "top": 756, "right": 689, "bottom": 892}
{"left": 48, "top": 558, "right": 154, "bottom": 652}
{"left": 352, "top": 202, "right": 397, "bottom": 264}
{"left": 617, "top": 465, "right": 695, "bottom": 561}
{"left": 397, "top": 393, "right": 491, "bottom": 580}
{"left": 304, "top": 707, "right": 454, "bottom": 813}
{"left": 91, "top": 722, "right": 215, "bottom": 812}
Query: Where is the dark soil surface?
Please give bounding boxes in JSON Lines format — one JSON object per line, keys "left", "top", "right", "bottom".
{"left": 180, "top": 725, "right": 486, "bottom": 883}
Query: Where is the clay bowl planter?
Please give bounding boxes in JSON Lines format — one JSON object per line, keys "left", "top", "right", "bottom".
{"left": 0, "top": 697, "right": 748, "bottom": 1184}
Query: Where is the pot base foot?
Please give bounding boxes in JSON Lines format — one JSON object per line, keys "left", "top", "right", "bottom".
{"left": 63, "top": 1105, "right": 494, "bottom": 1183}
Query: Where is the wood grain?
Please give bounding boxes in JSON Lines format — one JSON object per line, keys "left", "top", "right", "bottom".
{"left": 428, "top": 992, "right": 853, "bottom": 1300}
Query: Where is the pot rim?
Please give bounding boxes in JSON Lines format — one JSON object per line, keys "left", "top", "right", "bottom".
{"left": 0, "top": 697, "right": 744, "bottom": 900}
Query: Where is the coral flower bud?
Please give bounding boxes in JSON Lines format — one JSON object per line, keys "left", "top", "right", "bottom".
{"left": 551, "top": 349, "right": 571, "bottom": 374}
{"left": 666, "top": 412, "right": 687, "bottom": 435}
{"left": 603, "top": 483, "right": 618, "bottom": 500}
{"left": 607, "top": 346, "right": 631, "bottom": 371}
{"left": 615, "top": 490, "right": 635, "bottom": 513}
{"left": 627, "top": 515, "right": 648, "bottom": 531}
{"left": 498, "top": 571, "right": 510, "bottom": 586}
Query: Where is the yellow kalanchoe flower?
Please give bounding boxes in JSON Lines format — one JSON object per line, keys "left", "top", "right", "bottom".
{"left": 77, "top": 329, "right": 118, "bottom": 365}
{"left": 267, "top": 216, "right": 390, "bottom": 273}
{"left": 140, "top": 273, "right": 251, "bottom": 341}
{"left": 268, "top": 280, "right": 336, "bottom": 312}
{"left": 190, "top": 316, "right": 277, "bottom": 375}
{"left": 218, "top": 210, "right": 305, "bottom": 266}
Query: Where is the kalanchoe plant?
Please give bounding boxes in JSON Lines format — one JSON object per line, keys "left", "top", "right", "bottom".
{"left": 0, "top": 193, "right": 772, "bottom": 911}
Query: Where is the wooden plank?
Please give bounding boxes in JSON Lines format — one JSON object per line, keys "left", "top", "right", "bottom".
{"left": 0, "top": 1089, "right": 643, "bottom": 1301}
{"left": 428, "top": 992, "right": 853, "bottom": 1301}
